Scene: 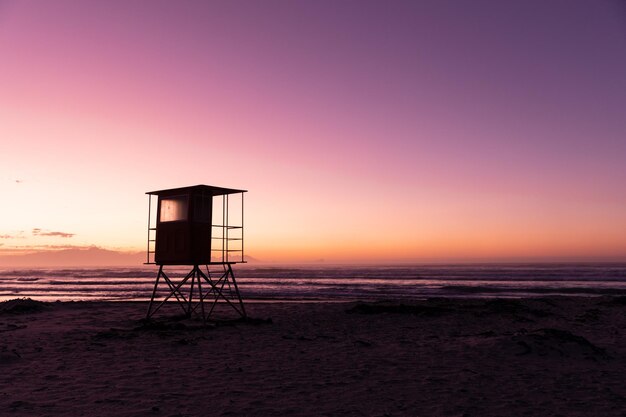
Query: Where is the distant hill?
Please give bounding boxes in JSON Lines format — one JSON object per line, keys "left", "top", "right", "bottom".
{"left": 0, "top": 247, "right": 145, "bottom": 267}
{"left": 243, "top": 255, "right": 261, "bottom": 263}
{"left": 0, "top": 247, "right": 262, "bottom": 267}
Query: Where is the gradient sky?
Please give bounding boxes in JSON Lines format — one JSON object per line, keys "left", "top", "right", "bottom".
{"left": 1, "top": 0, "right": 625, "bottom": 263}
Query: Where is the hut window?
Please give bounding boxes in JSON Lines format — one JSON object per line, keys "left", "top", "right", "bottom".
{"left": 160, "top": 196, "right": 188, "bottom": 222}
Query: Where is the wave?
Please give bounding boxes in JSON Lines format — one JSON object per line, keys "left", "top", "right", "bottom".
{"left": 1, "top": 263, "right": 625, "bottom": 302}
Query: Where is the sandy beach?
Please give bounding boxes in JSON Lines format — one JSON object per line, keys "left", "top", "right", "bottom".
{"left": 1, "top": 297, "right": 625, "bottom": 416}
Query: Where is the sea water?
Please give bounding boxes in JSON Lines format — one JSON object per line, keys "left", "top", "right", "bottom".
{"left": 1, "top": 263, "right": 625, "bottom": 302}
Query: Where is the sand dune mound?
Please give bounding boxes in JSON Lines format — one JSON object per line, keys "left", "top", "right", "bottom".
{"left": 479, "top": 299, "right": 552, "bottom": 318}
{"left": 0, "top": 346, "right": 21, "bottom": 364}
{"left": 346, "top": 299, "right": 555, "bottom": 320}
{"left": 0, "top": 298, "right": 49, "bottom": 315}
{"left": 510, "top": 328, "right": 610, "bottom": 360}
{"left": 346, "top": 302, "right": 451, "bottom": 317}
{"left": 610, "top": 296, "right": 626, "bottom": 305}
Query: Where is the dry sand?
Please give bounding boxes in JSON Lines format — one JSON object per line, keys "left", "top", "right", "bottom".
{"left": 1, "top": 297, "right": 625, "bottom": 416}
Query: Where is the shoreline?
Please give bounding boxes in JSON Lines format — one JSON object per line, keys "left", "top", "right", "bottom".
{"left": 2, "top": 297, "right": 625, "bottom": 416}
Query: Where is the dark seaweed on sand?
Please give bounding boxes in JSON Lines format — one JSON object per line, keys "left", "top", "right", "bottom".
{"left": 0, "top": 298, "right": 49, "bottom": 315}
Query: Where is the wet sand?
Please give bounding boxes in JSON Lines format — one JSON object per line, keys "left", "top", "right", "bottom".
{"left": 1, "top": 297, "right": 625, "bottom": 416}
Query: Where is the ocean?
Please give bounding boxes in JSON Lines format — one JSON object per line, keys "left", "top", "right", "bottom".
{"left": 1, "top": 263, "right": 626, "bottom": 302}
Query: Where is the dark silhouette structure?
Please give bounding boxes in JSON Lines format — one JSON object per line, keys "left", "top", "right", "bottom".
{"left": 145, "top": 185, "right": 247, "bottom": 321}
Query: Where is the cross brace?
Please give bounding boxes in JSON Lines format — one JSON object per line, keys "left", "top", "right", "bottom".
{"left": 146, "top": 264, "right": 247, "bottom": 322}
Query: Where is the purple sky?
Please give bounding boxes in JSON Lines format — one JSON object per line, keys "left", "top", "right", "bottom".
{"left": 0, "top": 0, "right": 625, "bottom": 262}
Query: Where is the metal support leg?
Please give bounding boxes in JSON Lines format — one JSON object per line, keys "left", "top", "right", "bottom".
{"left": 228, "top": 263, "right": 247, "bottom": 319}
{"left": 187, "top": 266, "right": 196, "bottom": 317}
{"left": 146, "top": 265, "right": 163, "bottom": 319}
{"left": 196, "top": 267, "right": 206, "bottom": 323}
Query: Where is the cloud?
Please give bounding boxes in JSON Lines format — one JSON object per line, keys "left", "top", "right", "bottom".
{"left": 0, "top": 232, "right": 25, "bottom": 239}
{"left": 32, "top": 228, "right": 75, "bottom": 238}
{"left": 43, "top": 231, "right": 75, "bottom": 238}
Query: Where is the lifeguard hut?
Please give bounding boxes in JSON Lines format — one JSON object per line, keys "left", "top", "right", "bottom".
{"left": 144, "top": 184, "right": 247, "bottom": 321}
